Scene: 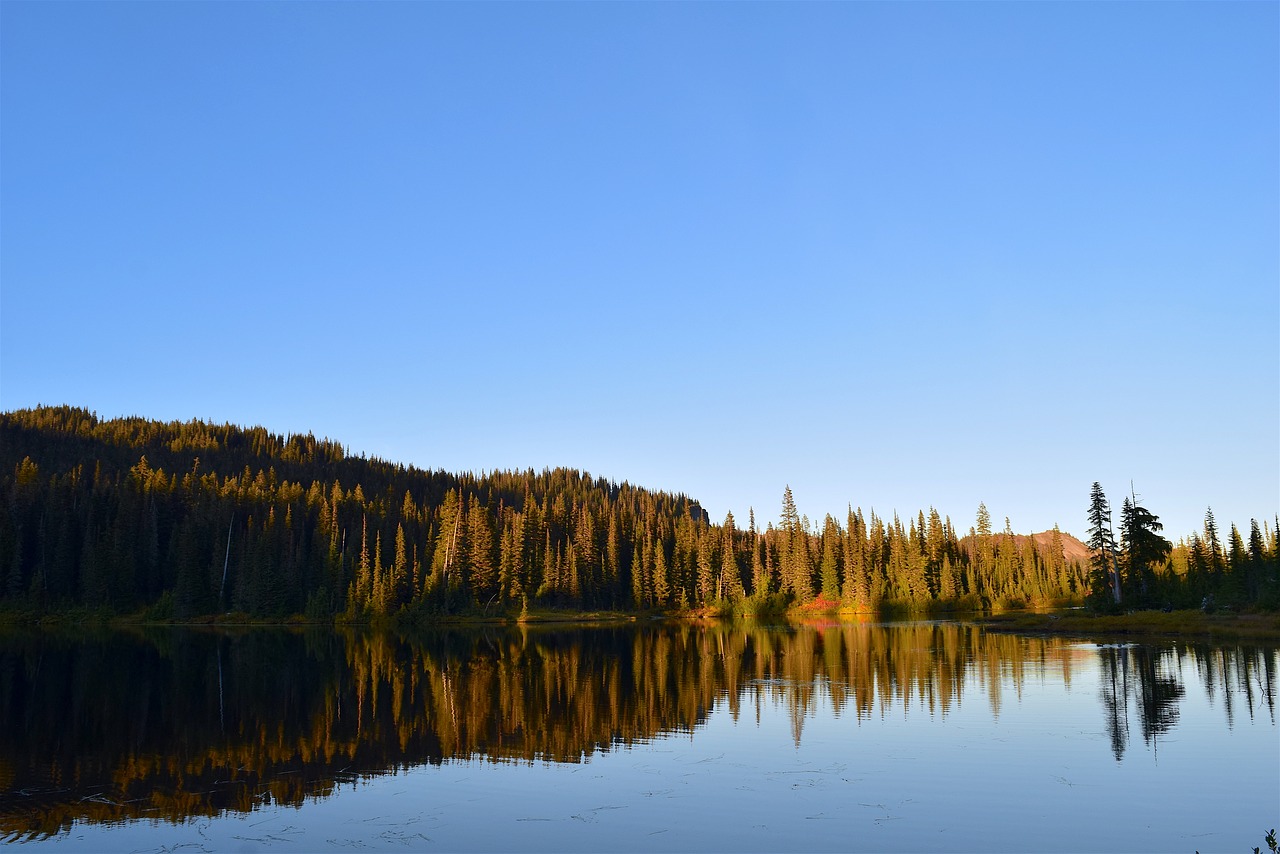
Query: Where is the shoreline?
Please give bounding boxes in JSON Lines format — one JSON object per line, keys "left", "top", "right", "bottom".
{"left": 4, "top": 605, "right": 1279, "bottom": 641}
{"left": 975, "top": 609, "right": 1280, "bottom": 641}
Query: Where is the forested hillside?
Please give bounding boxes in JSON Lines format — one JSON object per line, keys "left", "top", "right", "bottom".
{"left": 0, "top": 406, "right": 1273, "bottom": 619}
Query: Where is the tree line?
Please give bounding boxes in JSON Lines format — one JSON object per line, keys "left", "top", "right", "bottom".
{"left": 0, "top": 406, "right": 1273, "bottom": 619}
{"left": 1085, "top": 481, "right": 1279, "bottom": 611}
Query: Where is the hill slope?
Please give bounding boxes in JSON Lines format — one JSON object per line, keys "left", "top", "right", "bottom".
{"left": 2, "top": 405, "right": 1094, "bottom": 618}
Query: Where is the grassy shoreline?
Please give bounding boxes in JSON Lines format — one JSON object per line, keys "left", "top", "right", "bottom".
{"left": 0, "top": 605, "right": 665, "bottom": 630}
{"left": 976, "top": 609, "right": 1280, "bottom": 641}
{"left": 4, "top": 604, "right": 1278, "bottom": 641}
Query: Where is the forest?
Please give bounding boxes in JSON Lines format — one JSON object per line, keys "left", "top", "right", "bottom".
{"left": 1, "top": 406, "right": 1275, "bottom": 620}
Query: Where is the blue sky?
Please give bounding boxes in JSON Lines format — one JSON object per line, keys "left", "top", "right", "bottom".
{"left": 2, "top": 2, "right": 1276, "bottom": 541}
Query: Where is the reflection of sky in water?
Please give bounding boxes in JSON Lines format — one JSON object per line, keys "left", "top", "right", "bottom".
{"left": 10, "top": 631, "right": 1278, "bottom": 854}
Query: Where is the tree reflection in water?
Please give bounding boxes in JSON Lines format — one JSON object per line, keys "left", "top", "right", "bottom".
{"left": 1098, "top": 642, "right": 1275, "bottom": 761}
{"left": 0, "top": 621, "right": 1274, "bottom": 840}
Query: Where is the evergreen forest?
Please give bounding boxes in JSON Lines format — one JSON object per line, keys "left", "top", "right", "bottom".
{"left": 1, "top": 406, "right": 1275, "bottom": 621}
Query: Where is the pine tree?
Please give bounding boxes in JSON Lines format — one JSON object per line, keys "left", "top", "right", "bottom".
{"left": 749, "top": 509, "right": 769, "bottom": 596}
{"left": 393, "top": 522, "right": 409, "bottom": 608}
{"left": 432, "top": 490, "right": 465, "bottom": 592}
{"left": 867, "top": 512, "right": 886, "bottom": 604}
{"left": 779, "top": 487, "right": 812, "bottom": 600}
{"left": 695, "top": 535, "right": 715, "bottom": 605}
{"left": 355, "top": 515, "right": 372, "bottom": 609}
{"left": 974, "top": 502, "right": 994, "bottom": 581}
{"left": 631, "top": 527, "right": 649, "bottom": 608}
{"left": 1087, "top": 483, "right": 1121, "bottom": 606}
{"left": 571, "top": 506, "right": 597, "bottom": 604}
{"left": 498, "top": 515, "right": 518, "bottom": 603}
{"left": 467, "top": 499, "right": 497, "bottom": 603}
{"left": 902, "top": 515, "right": 928, "bottom": 605}
{"left": 939, "top": 554, "right": 958, "bottom": 601}
{"left": 720, "top": 513, "right": 743, "bottom": 602}
{"left": 372, "top": 529, "right": 387, "bottom": 615}
{"left": 1203, "top": 508, "right": 1224, "bottom": 574}
{"left": 605, "top": 513, "right": 621, "bottom": 606}
{"left": 651, "top": 537, "right": 670, "bottom": 606}
{"left": 819, "top": 515, "right": 841, "bottom": 602}
{"left": 843, "top": 507, "right": 870, "bottom": 611}
{"left": 925, "top": 507, "right": 945, "bottom": 593}
{"left": 1119, "top": 491, "right": 1170, "bottom": 604}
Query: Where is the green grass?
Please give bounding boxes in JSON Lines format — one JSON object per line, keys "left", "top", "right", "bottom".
{"left": 978, "top": 608, "right": 1280, "bottom": 640}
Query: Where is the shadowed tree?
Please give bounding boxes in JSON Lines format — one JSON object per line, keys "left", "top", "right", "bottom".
{"left": 1088, "top": 483, "right": 1121, "bottom": 607}
{"left": 1120, "top": 490, "right": 1171, "bottom": 604}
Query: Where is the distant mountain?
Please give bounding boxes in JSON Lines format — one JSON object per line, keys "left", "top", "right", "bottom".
{"left": 959, "top": 530, "right": 1092, "bottom": 565}
{"left": 1027, "top": 531, "right": 1091, "bottom": 564}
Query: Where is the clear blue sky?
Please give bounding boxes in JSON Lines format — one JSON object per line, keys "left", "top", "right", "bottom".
{"left": 3, "top": 2, "right": 1276, "bottom": 541}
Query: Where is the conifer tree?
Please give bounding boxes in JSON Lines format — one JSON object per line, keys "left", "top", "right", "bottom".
{"left": 468, "top": 499, "right": 497, "bottom": 603}
{"left": 819, "top": 515, "right": 841, "bottom": 601}
{"left": 393, "top": 523, "right": 409, "bottom": 607}
{"left": 373, "top": 530, "right": 387, "bottom": 615}
{"left": 605, "top": 513, "right": 621, "bottom": 606}
{"left": 1203, "top": 508, "right": 1224, "bottom": 574}
{"left": 843, "top": 508, "right": 870, "bottom": 611}
{"left": 631, "top": 527, "right": 649, "bottom": 608}
{"left": 696, "top": 535, "right": 715, "bottom": 605}
{"left": 651, "top": 537, "right": 670, "bottom": 606}
{"left": 779, "top": 487, "right": 812, "bottom": 600}
{"left": 749, "top": 509, "right": 769, "bottom": 596}
{"left": 939, "top": 554, "right": 958, "bottom": 601}
{"left": 1087, "top": 483, "right": 1121, "bottom": 606}
{"left": 973, "top": 502, "right": 994, "bottom": 581}
{"left": 355, "top": 515, "right": 372, "bottom": 609}
{"left": 720, "top": 513, "right": 743, "bottom": 601}
{"left": 432, "top": 490, "right": 465, "bottom": 591}
{"left": 1119, "top": 492, "right": 1170, "bottom": 604}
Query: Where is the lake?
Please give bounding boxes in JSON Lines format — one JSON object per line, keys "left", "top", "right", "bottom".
{"left": 0, "top": 620, "right": 1275, "bottom": 852}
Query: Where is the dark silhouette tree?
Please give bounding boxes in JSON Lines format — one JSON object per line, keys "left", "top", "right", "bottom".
{"left": 1119, "top": 489, "right": 1171, "bottom": 605}
{"left": 1087, "top": 482, "right": 1121, "bottom": 607}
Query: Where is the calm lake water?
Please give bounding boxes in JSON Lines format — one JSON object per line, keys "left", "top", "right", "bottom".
{"left": 0, "top": 620, "right": 1275, "bottom": 852}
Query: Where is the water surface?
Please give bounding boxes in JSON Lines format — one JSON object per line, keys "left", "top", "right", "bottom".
{"left": 1, "top": 621, "right": 1274, "bottom": 851}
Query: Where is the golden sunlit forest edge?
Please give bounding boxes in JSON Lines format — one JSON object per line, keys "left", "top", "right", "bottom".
{"left": 2, "top": 406, "right": 1276, "bottom": 627}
